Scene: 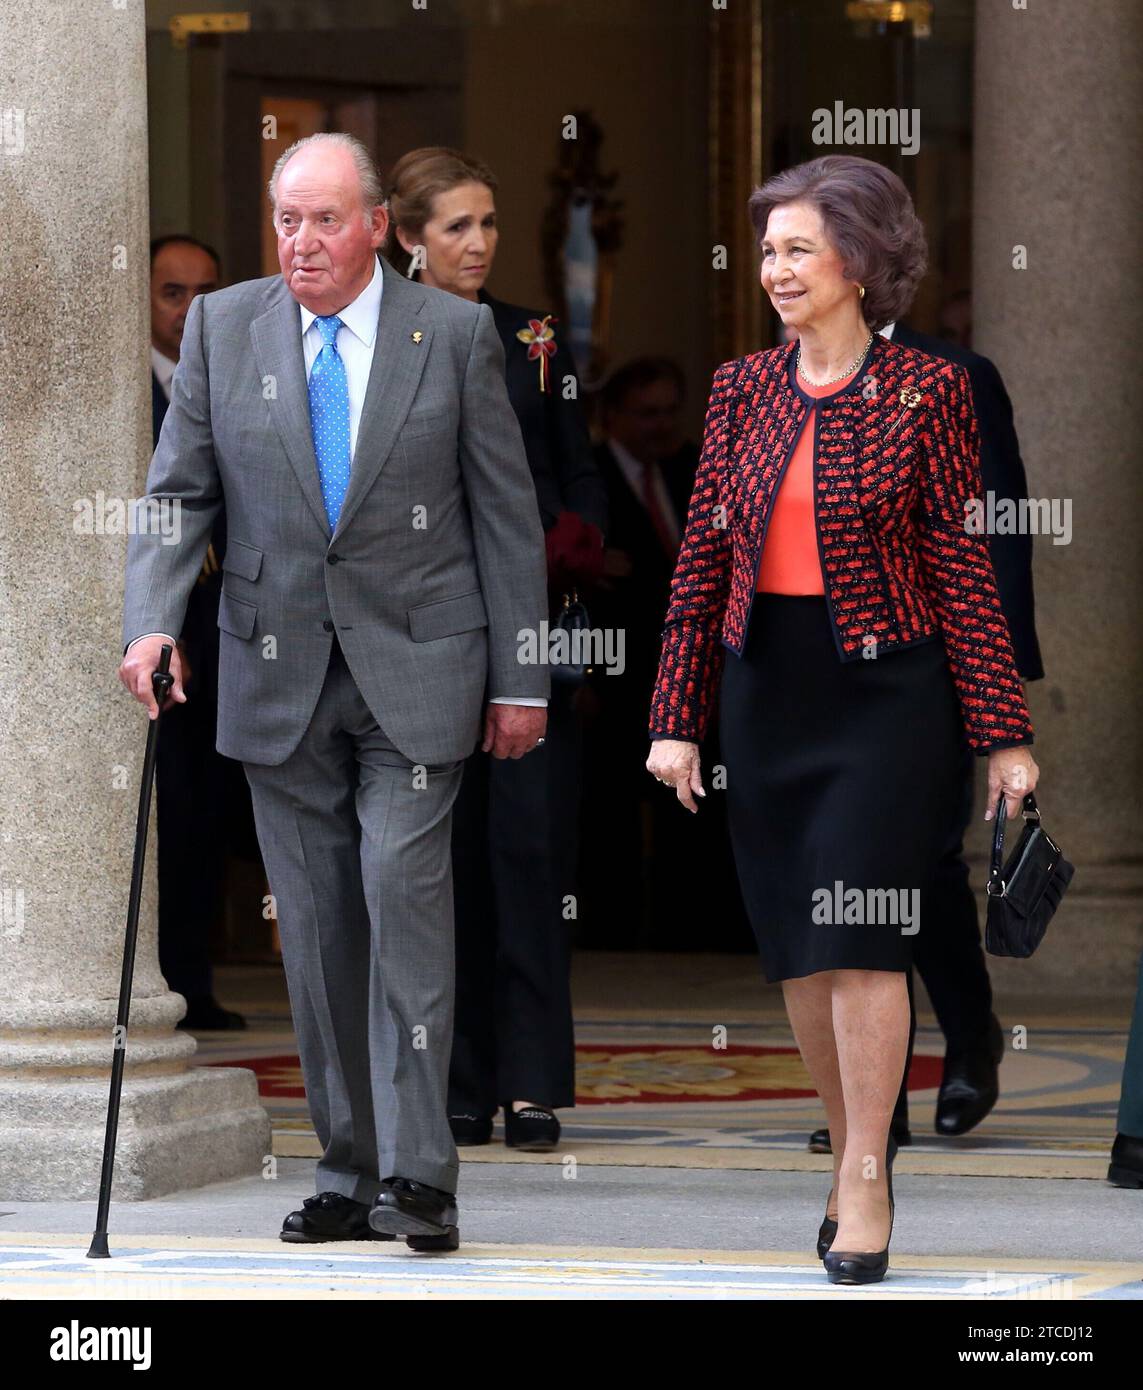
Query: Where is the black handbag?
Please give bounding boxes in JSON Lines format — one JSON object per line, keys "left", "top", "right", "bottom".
{"left": 984, "top": 791, "right": 1074, "bottom": 958}
{"left": 550, "top": 589, "right": 593, "bottom": 685}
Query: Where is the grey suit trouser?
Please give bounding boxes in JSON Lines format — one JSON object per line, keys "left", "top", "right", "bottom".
{"left": 243, "top": 639, "right": 464, "bottom": 1200}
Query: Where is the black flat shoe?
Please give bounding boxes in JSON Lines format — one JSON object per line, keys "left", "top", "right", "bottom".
{"left": 822, "top": 1136, "right": 897, "bottom": 1281}
{"left": 368, "top": 1177, "right": 460, "bottom": 1251}
{"left": 935, "top": 1012, "right": 1004, "bottom": 1136}
{"left": 809, "top": 1119, "right": 911, "bottom": 1154}
{"left": 280, "top": 1191, "right": 395, "bottom": 1243}
{"left": 449, "top": 1112, "right": 493, "bottom": 1146}
{"left": 503, "top": 1103, "right": 560, "bottom": 1152}
{"left": 1108, "top": 1132, "right": 1143, "bottom": 1188}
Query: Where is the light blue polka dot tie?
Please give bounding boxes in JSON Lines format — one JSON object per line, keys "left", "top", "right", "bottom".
{"left": 307, "top": 315, "right": 351, "bottom": 530}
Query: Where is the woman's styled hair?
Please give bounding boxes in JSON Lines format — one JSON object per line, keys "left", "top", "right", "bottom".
{"left": 747, "top": 155, "right": 927, "bottom": 331}
{"left": 383, "top": 146, "right": 499, "bottom": 277}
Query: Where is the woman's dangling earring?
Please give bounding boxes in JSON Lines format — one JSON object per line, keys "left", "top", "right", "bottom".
{"left": 858, "top": 285, "right": 866, "bottom": 299}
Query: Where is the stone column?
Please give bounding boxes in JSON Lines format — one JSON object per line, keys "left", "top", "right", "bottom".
{"left": 972, "top": 0, "right": 1143, "bottom": 995}
{"left": 0, "top": 0, "right": 270, "bottom": 1198}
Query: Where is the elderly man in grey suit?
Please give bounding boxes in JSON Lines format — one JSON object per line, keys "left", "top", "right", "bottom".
{"left": 120, "top": 133, "right": 549, "bottom": 1251}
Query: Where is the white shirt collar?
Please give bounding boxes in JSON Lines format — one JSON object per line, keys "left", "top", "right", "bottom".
{"left": 298, "top": 254, "right": 384, "bottom": 346}
{"left": 151, "top": 345, "right": 177, "bottom": 394}
{"left": 607, "top": 435, "right": 646, "bottom": 478}
{"left": 879, "top": 321, "right": 897, "bottom": 339}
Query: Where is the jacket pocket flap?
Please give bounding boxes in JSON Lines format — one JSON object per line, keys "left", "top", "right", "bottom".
{"left": 407, "top": 590, "right": 488, "bottom": 642}
{"left": 217, "top": 591, "right": 257, "bottom": 640}
{"left": 222, "top": 540, "right": 263, "bottom": 582}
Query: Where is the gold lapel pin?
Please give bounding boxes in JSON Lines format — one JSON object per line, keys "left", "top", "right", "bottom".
{"left": 411, "top": 330, "right": 423, "bottom": 344}
{"left": 899, "top": 386, "right": 923, "bottom": 408}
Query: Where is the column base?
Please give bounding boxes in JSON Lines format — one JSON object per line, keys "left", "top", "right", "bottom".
{"left": 0, "top": 1067, "right": 272, "bottom": 1201}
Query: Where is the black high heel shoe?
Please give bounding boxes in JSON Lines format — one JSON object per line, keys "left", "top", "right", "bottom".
{"left": 816, "top": 1211, "right": 838, "bottom": 1261}
{"left": 821, "top": 1136, "right": 897, "bottom": 1281}
{"left": 817, "top": 1135, "right": 897, "bottom": 1261}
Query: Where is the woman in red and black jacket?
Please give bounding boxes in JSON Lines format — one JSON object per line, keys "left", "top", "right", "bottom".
{"left": 647, "top": 156, "right": 1041, "bottom": 1285}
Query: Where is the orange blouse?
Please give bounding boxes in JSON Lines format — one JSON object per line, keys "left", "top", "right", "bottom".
{"left": 755, "top": 362, "right": 861, "bottom": 595}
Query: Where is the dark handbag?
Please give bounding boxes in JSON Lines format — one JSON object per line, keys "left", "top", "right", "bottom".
{"left": 550, "top": 589, "right": 593, "bottom": 685}
{"left": 984, "top": 791, "right": 1074, "bottom": 958}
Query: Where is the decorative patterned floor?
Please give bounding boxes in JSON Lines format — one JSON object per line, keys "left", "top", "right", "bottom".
{"left": 198, "top": 1012, "right": 1127, "bottom": 1179}
{"left": 2, "top": 1236, "right": 1139, "bottom": 1300}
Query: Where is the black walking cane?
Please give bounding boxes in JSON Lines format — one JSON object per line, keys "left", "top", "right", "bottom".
{"left": 87, "top": 643, "right": 175, "bottom": 1259}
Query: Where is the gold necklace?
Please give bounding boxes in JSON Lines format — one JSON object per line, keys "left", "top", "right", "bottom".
{"left": 796, "top": 330, "right": 874, "bottom": 387}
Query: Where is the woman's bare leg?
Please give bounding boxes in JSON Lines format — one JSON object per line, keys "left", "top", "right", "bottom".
{"left": 831, "top": 968, "right": 909, "bottom": 1251}
{"left": 783, "top": 971, "right": 845, "bottom": 1220}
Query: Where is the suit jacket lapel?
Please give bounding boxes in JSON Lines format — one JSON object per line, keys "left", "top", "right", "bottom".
{"left": 250, "top": 286, "right": 331, "bottom": 541}
{"left": 332, "top": 258, "right": 433, "bottom": 541}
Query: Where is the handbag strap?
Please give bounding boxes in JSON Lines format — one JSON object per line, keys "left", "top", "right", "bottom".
{"left": 987, "top": 790, "right": 1040, "bottom": 896}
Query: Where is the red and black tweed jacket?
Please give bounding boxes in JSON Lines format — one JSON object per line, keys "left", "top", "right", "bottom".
{"left": 648, "top": 334, "right": 1034, "bottom": 753}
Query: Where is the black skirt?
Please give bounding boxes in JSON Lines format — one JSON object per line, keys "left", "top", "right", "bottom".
{"left": 718, "top": 595, "right": 963, "bottom": 983}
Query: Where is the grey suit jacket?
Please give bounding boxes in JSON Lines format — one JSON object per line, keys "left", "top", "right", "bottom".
{"left": 123, "top": 257, "right": 550, "bottom": 766}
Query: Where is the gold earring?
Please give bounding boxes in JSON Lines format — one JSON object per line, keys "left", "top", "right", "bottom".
{"left": 858, "top": 285, "right": 866, "bottom": 299}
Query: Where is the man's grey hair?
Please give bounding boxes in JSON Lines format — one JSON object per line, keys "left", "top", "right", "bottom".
{"left": 268, "top": 132, "right": 384, "bottom": 227}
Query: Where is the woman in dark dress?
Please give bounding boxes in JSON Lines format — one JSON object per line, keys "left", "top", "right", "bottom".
{"left": 384, "top": 147, "right": 607, "bottom": 1152}
{"left": 647, "top": 156, "right": 1041, "bottom": 1284}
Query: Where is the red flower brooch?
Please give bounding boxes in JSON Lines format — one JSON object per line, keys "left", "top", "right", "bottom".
{"left": 516, "top": 314, "right": 558, "bottom": 393}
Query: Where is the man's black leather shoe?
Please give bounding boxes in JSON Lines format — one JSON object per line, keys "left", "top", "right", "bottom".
{"left": 368, "top": 1177, "right": 460, "bottom": 1251}
{"left": 935, "top": 1013, "right": 1005, "bottom": 1136}
{"left": 1108, "top": 1133, "right": 1143, "bottom": 1188}
{"left": 281, "top": 1191, "right": 396, "bottom": 1243}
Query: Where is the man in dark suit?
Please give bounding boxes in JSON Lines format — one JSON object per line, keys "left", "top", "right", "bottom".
{"left": 583, "top": 359, "right": 750, "bottom": 950}
{"left": 150, "top": 235, "right": 251, "bottom": 1031}
{"left": 151, "top": 236, "right": 221, "bottom": 442}
{"left": 811, "top": 317, "right": 1044, "bottom": 1147}
{"left": 592, "top": 358, "right": 696, "bottom": 730}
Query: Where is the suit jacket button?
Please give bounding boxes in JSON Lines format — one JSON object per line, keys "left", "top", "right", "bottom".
{"left": 327, "top": 553, "right": 340, "bottom": 565}
{"left": 323, "top": 620, "right": 334, "bottom": 632}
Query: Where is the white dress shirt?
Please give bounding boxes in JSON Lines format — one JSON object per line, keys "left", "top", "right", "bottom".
{"left": 151, "top": 346, "right": 177, "bottom": 400}
{"left": 607, "top": 435, "right": 681, "bottom": 551}
{"left": 299, "top": 254, "right": 383, "bottom": 462}
{"left": 131, "top": 258, "right": 546, "bottom": 709}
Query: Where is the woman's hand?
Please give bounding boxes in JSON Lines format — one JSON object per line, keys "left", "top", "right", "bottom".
{"left": 646, "top": 739, "right": 705, "bottom": 814}
{"left": 985, "top": 746, "right": 1040, "bottom": 822}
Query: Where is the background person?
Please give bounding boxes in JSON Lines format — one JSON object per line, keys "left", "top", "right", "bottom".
{"left": 584, "top": 359, "right": 748, "bottom": 950}
{"left": 808, "top": 312, "right": 1045, "bottom": 1150}
{"left": 387, "top": 146, "right": 607, "bottom": 1152}
{"left": 150, "top": 234, "right": 254, "bottom": 1032}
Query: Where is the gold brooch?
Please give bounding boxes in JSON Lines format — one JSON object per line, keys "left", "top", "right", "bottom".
{"left": 411, "top": 330, "right": 423, "bottom": 344}
{"left": 884, "top": 385, "right": 925, "bottom": 439}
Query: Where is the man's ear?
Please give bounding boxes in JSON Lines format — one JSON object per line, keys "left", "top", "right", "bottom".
{"left": 370, "top": 204, "right": 389, "bottom": 250}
